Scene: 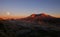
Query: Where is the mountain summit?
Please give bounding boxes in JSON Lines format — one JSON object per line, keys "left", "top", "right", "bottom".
{"left": 30, "top": 13, "right": 53, "bottom": 19}
{"left": 21, "top": 13, "right": 54, "bottom": 21}
{"left": 31, "top": 13, "right": 47, "bottom": 16}
{"left": 31, "top": 13, "right": 48, "bottom": 17}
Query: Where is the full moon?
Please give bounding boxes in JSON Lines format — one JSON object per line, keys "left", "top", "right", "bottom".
{"left": 6, "top": 12, "right": 10, "bottom": 15}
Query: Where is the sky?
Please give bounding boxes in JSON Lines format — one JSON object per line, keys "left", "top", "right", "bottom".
{"left": 0, "top": 0, "right": 60, "bottom": 18}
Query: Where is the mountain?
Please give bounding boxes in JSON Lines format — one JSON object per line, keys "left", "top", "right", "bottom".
{"left": 30, "top": 13, "right": 55, "bottom": 19}
{"left": 20, "top": 13, "right": 60, "bottom": 25}
{"left": 21, "top": 13, "right": 53, "bottom": 21}
{"left": 22, "top": 13, "right": 54, "bottom": 20}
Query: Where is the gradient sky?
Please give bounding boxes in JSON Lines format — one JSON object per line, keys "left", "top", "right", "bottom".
{"left": 0, "top": 0, "right": 60, "bottom": 18}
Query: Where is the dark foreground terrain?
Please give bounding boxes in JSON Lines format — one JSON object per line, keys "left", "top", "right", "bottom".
{"left": 0, "top": 13, "right": 60, "bottom": 37}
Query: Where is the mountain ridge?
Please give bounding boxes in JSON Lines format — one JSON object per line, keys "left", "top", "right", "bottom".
{"left": 20, "top": 13, "right": 60, "bottom": 25}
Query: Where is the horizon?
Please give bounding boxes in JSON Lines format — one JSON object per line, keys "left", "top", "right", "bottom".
{"left": 0, "top": 13, "right": 60, "bottom": 19}
{"left": 0, "top": 0, "right": 60, "bottom": 18}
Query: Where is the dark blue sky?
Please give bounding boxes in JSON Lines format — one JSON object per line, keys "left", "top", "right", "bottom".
{"left": 0, "top": 0, "right": 60, "bottom": 18}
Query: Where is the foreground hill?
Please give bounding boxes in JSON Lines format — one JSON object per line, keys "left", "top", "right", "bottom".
{"left": 0, "top": 13, "right": 60, "bottom": 37}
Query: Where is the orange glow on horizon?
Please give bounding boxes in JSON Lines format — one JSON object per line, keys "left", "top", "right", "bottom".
{"left": 51, "top": 15, "right": 60, "bottom": 18}
{"left": 0, "top": 14, "right": 60, "bottom": 19}
{"left": 0, "top": 15, "right": 26, "bottom": 19}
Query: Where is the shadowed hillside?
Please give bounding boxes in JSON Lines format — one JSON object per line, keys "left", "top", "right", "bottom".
{"left": 0, "top": 13, "right": 60, "bottom": 37}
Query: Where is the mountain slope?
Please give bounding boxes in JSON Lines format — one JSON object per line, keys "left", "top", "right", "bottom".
{"left": 21, "top": 13, "right": 60, "bottom": 23}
